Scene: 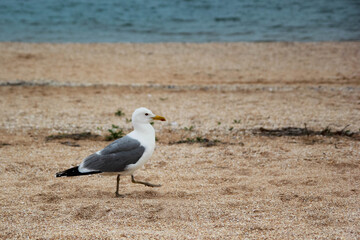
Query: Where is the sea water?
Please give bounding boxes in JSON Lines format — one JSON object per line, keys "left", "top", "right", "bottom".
{"left": 0, "top": 0, "right": 359, "bottom": 42}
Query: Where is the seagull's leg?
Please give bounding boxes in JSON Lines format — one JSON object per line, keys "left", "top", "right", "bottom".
{"left": 115, "top": 174, "right": 124, "bottom": 198}
{"left": 131, "top": 175, "right": 161, "bottom": 187}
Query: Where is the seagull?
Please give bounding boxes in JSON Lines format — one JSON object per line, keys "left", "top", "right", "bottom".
{"left": 56, "top": 107, "right": 166, "bottom": 197}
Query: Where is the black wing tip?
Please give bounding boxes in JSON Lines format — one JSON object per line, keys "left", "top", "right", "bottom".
{"left": 55, "top": 171, "right": 69, "bottom": 177}
{"left": 56, "top": 166, "right": 79, "bottom": 177}
{"left": 55, "top": 166, "right": 101, "bottom": 177}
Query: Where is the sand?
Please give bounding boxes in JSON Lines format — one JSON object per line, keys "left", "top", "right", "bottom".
{"left": 0, "top": 42, "right": 359, "bottom": 239}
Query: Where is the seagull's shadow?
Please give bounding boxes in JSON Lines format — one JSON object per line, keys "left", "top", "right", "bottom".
{"left": 124, "top": 190, "right": 161, "bottom": 199}
{"left": 122, "top": 189, "right": 195, "bottom": 200}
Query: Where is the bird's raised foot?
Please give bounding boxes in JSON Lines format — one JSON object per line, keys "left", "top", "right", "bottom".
{"left": 143, "top": 182, "right": 162, "bottom": 188}
{"left": 131, "top": 175, "right": 161, "bottom": 188}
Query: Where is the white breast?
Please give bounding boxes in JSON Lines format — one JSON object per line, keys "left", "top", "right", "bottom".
{"left": 122, "top": 124, "right": 156, "bottom": 175}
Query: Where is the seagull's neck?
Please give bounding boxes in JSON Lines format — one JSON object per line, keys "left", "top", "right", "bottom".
{"left": 132, "top": 122, "right": 155, "bottom": 137}
{"left": 130, "top": 122, "right": 155, "bottom": 148}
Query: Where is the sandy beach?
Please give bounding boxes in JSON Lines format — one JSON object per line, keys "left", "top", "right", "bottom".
{"left": 1, "top": 42, "right": 360, "bottom": 239}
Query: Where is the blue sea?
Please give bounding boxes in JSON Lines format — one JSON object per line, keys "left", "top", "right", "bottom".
{"left": 0, "top": 0, "right": 359, "bottom": 42}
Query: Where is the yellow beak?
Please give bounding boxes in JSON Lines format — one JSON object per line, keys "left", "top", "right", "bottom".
{"left": 152, "top": 115, "right": 166, "bottom": 121}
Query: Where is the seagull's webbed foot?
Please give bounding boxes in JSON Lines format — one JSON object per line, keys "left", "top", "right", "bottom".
{"left": 131, "top": 175, "right": 161, "bottom": 188}
{"left": 115, "top": 192, "right": 125, "bottom": 198}
{"left": 115, "top": 174, "right": 125, "bottom": 198}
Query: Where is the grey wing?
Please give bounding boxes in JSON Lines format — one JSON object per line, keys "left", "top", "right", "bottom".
{"left": 100, "top": 135, "right": 141, "bottom": 155}
{"left": 81, "top": 136, "right": 145, "bottom": 172}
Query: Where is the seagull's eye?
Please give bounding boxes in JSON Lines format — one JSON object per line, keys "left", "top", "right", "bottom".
{"left": 145, "top": 113, "right": 149, "bottom": 116}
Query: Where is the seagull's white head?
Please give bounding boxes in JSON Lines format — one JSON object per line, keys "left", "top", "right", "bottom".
{"left": 132, "top": 107, "right": 166, "bottom": 125}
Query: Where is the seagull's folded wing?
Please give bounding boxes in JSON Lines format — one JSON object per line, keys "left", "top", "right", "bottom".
{"left": 80, "top": 136, "right": 145, "bottom": 173}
